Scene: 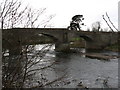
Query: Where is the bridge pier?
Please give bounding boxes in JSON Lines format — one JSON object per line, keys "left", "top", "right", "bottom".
{"left": 55, "top": 42, "right": 70, "bottom": 52}
{"left": 9, "top": 46, "right": 22, "bottom": 56}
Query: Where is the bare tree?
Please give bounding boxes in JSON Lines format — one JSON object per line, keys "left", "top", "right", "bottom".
{"left": 91, "top": 21, "right": 101, "bottom": 32}
{"left": 40, "top": 14, "right": 56, "bottom": 28}
{"left": 0, "top": 0, "right": 23, "bottom": 29}
{"left": 0, "top": 0, "right": 55, "bottom": 29}
{"left": 1, "top": 0, "right": 59, "bottom": 88}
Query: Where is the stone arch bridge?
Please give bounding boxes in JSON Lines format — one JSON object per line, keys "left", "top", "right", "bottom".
{"left": 2, "top": 28, "right": 118, "bottom": 52}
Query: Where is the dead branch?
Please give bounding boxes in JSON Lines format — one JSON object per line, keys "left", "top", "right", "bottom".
{"left": 26, "top": 61, "right": 55, "bottom": 75}
{"left": 106, "top": 12, "right": 118, "bottom": 31}
{"left": 39, "top": 14, "right": 55, "bottom": 28}
{"left": 102, "top": 15, "right": 114, "bottom": 32}
{"left": 26, "top": 44, "right": 53, "bottom": 70}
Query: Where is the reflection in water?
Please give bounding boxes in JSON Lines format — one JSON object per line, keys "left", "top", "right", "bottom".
{"left": 2, "top": 44, "right": 118, "bottom": 88}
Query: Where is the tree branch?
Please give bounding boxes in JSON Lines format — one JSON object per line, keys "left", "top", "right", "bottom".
{"left": 106, "top": 12, "right": 118, "bottom": 31}
{"left": 102, "top": 15, "right": 114, "bottom": 32}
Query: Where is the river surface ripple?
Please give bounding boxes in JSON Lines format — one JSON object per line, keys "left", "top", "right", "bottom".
{"left": 26, "top": 44, "right": 118, "bottom": 88}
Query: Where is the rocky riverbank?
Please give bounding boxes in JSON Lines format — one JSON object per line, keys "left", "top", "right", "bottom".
{"left": 82, "top": 53, "right": 119, "bottom": 60}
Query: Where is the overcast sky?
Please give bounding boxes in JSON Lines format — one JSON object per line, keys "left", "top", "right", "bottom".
{"left": 23, "top": 0, "right": 118, "bottom": 30}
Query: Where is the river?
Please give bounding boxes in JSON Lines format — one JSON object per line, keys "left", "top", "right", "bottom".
{"left": 24, "top": 44, "right": 118, "bottom": 88}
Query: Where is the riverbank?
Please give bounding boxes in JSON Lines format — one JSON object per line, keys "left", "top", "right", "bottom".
{"left": 82, "top": 52, "right": 119, "bottom": 60}
{"left": 104, "top": 44, "right": 119, "bottom": 52}
{"left": 69, "top": 41, "right": 119, "bottom": 60}
{"left": 70, "top": 41, "right": 119, "bottom": 52}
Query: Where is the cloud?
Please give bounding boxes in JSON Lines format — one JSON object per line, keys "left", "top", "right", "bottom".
{"left": 23, "top": 0, "right": 119, "bottom": 29}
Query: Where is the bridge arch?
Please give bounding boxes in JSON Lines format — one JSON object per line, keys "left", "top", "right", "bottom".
{"left": 78, "top": 35, "right": 93, "bottom": 42}
{"left": 38, "top": 33, "right": 59, "bottom": 42}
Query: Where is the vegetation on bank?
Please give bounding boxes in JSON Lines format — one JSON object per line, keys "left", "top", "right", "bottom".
{"left": 105, "top": 43, "right": 119, "bottom": 52}
{"left": 70, "top": 37, "right": 119, "bottom": 52}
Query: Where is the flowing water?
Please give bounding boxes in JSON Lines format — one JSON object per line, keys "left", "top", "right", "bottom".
{"left": 25, "top": 44, "right": 118, "bottom": 88}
